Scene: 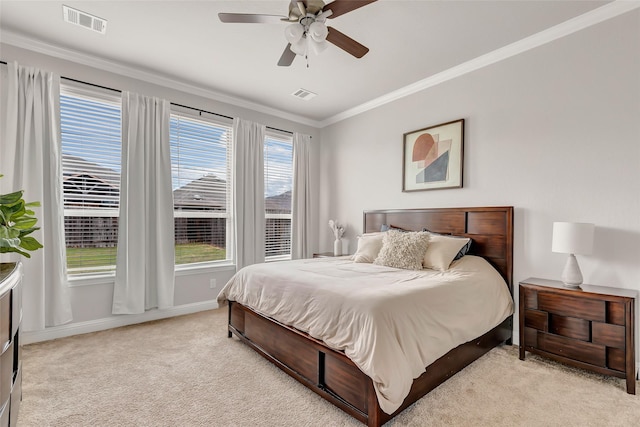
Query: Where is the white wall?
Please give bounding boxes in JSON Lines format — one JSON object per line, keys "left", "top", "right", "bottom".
{"left": 0, "top": 43, "right": 321, "bottom": 340}
{"left": 318, "top": 11, "right": 640, "bottom": 344}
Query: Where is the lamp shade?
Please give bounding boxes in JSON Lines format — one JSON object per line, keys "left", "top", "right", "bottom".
{"left": 552, "top": 222, "right": 594, "bottom": 255}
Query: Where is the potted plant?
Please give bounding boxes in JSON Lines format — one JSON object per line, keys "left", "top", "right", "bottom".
{"left": 0, "top": 174, "right": 43, "bottom": 258}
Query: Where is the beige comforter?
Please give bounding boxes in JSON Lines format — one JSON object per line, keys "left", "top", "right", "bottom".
{"left": 217, "top": 255, "right": 514, "bottom": 414}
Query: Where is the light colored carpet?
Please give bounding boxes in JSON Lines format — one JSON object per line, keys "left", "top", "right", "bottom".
{"left": 18, "top": 308, "right": 639, "bottom": 426}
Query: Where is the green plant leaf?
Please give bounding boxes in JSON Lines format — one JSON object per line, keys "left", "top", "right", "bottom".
{"left": 0, "top": 190, "right": 23, "bottom": 205}
{"left": 13, "top": 217, "right": 38, "bottom": 229}
{"left": 20, "top": 236, "right": 43, "bottom": 251}
{"left": 18, "top": 226, "right": 39, "bottom": 237}
{"left": 0, "top": 234, "right": 21, "bottom": 249}
{"left": 3, "top": 202, "right": 25, "bottom": 219}
{"left": 0, "top": 246, "right": 31, "bottom": 258}
{"left": 0, "top": 182, "right": 42, "bottom": 258}
{"left": 0, "top": 226, "right": 20, "bottom": 239}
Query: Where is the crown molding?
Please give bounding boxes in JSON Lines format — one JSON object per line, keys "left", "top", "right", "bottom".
{"left": 0, "top": 29, "right": 323, "bottom": 128}
{"left": 319, "top": 0, "right": 640, "bottom": 127}
{"left": 2, "top": 1, "right": 637, "bottom": 129}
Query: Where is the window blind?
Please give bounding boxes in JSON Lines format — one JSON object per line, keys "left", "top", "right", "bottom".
{"left": 264, "top": 130, "right": 293, "bottom": 259}
{"left": 170, "top": 112, "right": 233, "bottom": 265}
{"left": 60, "top": 83, "right": 122, "bottom": 274}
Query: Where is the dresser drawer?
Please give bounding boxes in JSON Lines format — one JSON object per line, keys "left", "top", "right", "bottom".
{"left": 9, "top": 364, "right": 21, "bottom": 427}
{"left": 0, "top": 343, "right": 13, "bottom": 410}
{"left": 538, "top": 292, "right": 605, "bottom": 322}
{"left": 1, "top": 399, "right": 9, "bottom": 427}
{"left": 0, "top": 292, "right": 10, "bottom": 351}
{"left": 592, "top": 322, "right": 625, "bottom": 349}
{"left": 538, "top": 333, "right": 605, "bottom": 367}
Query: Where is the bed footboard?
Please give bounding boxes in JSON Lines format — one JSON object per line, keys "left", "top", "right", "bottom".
{"left": 227, "top": 300, "right": 512, "bottom": 427}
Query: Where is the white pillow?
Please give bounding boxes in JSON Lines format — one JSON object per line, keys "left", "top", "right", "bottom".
{"left": 374, "top": 230, "right": 430, "bottom": 270}
{"left": 351, "top": 232, "right": 385, "bottom": 263}
{"left": 423, "top": 234, "right": 471, "bottom": 271}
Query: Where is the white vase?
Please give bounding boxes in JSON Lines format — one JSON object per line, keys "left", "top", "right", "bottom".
{"left": 333, "top": 239, "right": 342, "bottom": 256}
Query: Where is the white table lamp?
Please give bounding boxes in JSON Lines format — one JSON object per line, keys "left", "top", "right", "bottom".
{"left": 552, "top": 222, "right": 595, "bottom": 287}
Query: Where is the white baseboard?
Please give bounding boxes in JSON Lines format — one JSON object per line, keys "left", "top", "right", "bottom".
{"left": 22, "top": 300, "right": 220, "bottom": 345}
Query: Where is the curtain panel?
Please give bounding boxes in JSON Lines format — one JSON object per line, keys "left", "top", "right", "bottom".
{"left": 2, "top": 62, "right": 72, "bottom": 330}
{"left": 291, "top": 133, "right": 312, "bottom": 259}
{"left": 112, "top": 92, "right": 175, "bottom": 314}
{"left": 232, "top": 118, "right": 266, "bottom": 269}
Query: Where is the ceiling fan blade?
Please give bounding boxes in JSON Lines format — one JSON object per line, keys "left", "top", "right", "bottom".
{"left": 277, "top": 44, "right": 296, "bottom": 67}
{"left": 218, "top": 13, "right": 288, "bottom": 24}
{"left": 325, "top": 0, "right": 377, "bottom": 19}
{"left": 326, "top": 26, "right": 369, "bottom": 58}
{"left": 296, "top": 1, "right": 306, "bottom": 16}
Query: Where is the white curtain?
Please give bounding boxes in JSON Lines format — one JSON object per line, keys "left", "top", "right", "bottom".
{"left": 2, "top": 62, "right": 72, "bottom": 330}
{"left": 291, "top": 132, "right": 312, "bottom": 259}
{"left": 112, "top": 92, "right": 175, "bottom": 314}
{"left": 232, "top": 118, "right": 265, "bottom": 269}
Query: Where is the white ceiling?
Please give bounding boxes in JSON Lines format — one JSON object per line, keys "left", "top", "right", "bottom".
{"left": 0, "top": 1, "right": 621, "bottom": 126}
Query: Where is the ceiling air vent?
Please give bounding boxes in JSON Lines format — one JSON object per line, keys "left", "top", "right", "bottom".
{"left": 291, "top": 88, "right": 317, "bottom": 101}
{"left": 63, "top": 5, "right": 107, "bottom": 35}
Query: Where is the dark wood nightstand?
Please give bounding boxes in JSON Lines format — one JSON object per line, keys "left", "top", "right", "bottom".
{"left": 312, "top": 252, "right": 337, "bottom": 258}
{"left": 519, "top": 277, "right": 637, "bottom": 394}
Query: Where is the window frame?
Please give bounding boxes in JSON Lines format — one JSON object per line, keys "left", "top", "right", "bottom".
{"left": 170, "top": 107, "right": 235, "bottom": 271}
{"left": 60, "top": 81, "right": 122, "bottom": 278}
{"left": 264, "top": 129, "right": 294, "bottom": 262}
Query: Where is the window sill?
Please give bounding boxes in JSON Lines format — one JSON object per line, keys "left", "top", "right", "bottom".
{"left": 68, "top": 272, "right": 116, "bottom": 287}
{"left": 265, "top": 255, "right": 292, "bottom": 263}
{"left": 175, "top": 261, "right": 236, "bottom": 276}
{"left": 68, "top": 261, "right": 237, "bottom": 287}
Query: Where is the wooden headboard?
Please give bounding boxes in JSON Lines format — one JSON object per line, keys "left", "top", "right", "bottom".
{"left": 363, "top": 206, "right": 514, "bottom": 292}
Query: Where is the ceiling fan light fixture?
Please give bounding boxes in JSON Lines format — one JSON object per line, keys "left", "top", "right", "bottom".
{"left": 284, "top": 23, "right": 304, "bottom": 43}
{"left": 308, "top": 38, "right": 328, "bottom": 55}
{"left": 308, "top": 21, "right": 328, "bottom": 42}
{"left": 290, "top": 38, "right": 307, "bottom": 56}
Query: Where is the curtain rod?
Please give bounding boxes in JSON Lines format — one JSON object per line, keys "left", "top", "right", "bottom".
{"left": 1, "top": 60, "right": 294, "bottom": 135}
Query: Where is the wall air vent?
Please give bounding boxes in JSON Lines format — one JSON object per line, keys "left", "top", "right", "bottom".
{"left": 291, "top": 88, "right": 317, "bottom": 101}
{"left": 63, "top": 5, "right": 107, "bottom": 34}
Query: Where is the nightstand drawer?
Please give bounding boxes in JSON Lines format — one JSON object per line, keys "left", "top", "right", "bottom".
{"left": 538, "top": 333, "right": 605, "bottom": 367}
{"left": 592, "top": 322, "right": 625, "bottom": 349}
{"left": 549, "top": 314, "right": 590, "bottom": 341}
{"left": 607, "top": 348, "right": 626, "bottom": 372}
{"left": 524, "top": 309, "right": 547, "bottom": 331}
{"left": 537, "top": 292, "right": 606, "bottom": 322}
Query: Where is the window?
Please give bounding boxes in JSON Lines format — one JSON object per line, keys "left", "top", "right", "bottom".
{"left": 60, "top": 83, "right": 122, "bottom": 275}
{"left": 170, "top": 111, "right": 232, "bottom": 266}
{"left": 264, "top": 130, "right": 293, "bottom": 260}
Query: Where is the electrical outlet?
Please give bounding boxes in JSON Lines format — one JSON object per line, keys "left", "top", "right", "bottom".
{"left": 209, "top": 278, "right": 217, "bottom": 289}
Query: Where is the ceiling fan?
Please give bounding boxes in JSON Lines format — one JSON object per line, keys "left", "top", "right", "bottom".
{"left": 218, "top": 0, "right": 377, "bottom": 66}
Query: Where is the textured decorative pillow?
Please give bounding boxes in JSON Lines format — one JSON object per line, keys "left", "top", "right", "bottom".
{"left": 423, "top": 234, "right": 472, "bottom": 271}
{"left": 423, "top": 229, "right": 473, "bottom": 260}
{"left": 351, "top": 232, "right": 385, "bottom": 263}
{"left": 374, "top": 230, "right": 430, "bottom": 270}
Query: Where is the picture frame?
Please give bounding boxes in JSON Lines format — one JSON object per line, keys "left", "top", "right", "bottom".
{"left": 402, "top": 118, "right": 464, "bottom": 192}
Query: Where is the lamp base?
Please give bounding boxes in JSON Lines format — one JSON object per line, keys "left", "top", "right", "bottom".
{"left": 561, "top": 254, "right": 583, "bottom": 287}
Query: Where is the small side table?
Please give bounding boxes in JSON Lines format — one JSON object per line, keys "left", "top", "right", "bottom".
{"left": 519, "top": 277, "right": 637, "bottom": 394}
{"left": 313, "top": 252, "right": 338, "bottom": 258}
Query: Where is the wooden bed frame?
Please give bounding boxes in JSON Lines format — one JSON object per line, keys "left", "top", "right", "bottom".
{"left": 227, "top": 206, "right": 514, "bottom": 426}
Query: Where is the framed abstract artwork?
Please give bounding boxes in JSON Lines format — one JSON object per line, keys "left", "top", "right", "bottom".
{"left": 402, "top": 119, "right": 464, "bottom": 192}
